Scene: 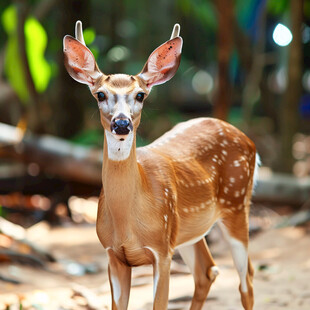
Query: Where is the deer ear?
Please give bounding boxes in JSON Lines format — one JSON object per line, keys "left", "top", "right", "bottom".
{"left": 139, "top": 36, "right": 183, "bottom": 88}
{"left": 63, "top": 35, "right": 102, "bottom": 86}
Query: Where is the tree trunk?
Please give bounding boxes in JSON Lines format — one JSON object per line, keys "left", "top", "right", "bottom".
{"left": 0, "top": 122, "right": 102, "bottom": 186}
{"left": 213, "top": 0, "right": 234, "bottom": 120}
{"left": 278, "top": 0, "right": 303, "bottom": 173}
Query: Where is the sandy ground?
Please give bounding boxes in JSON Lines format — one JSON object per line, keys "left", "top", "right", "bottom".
{"left": 0, "top": 222, "right": 310, "bottom": 310}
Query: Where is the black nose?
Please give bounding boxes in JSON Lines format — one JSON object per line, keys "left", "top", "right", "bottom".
{"left": 111, "top": 118, "right": 132, "bottom": 135}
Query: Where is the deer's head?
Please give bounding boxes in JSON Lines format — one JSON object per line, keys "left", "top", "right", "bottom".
{"left": 63, "top": 21, "right": 182, "bottom": 144}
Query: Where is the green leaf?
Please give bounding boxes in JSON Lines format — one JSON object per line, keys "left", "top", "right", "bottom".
{"left": 25, "top": 17, "right": 51, "bottom": 93}
{"left": 2, "top": 5, "right": 29, "bottom": 103}
{"left": 2, "top": 5, "right": 16, "bottom": 35}
{"left": 5, "top": 35, "right": 30, "bottom": 102}
{"left": 2, "top": 5, "right": 51, "bottom": 104}
{"left": 83, "top": 27, "right": 96, "bottom": 45}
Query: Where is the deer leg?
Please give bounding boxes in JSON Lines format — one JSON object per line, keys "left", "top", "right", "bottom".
{"left": 178, "top": 238, "right": 219, "bottom": 310}
{"left": 218, "top": 216, "right": 254, "bottom": 310}
{"left": 107, "top": 249, "right": 132, "bottom": 310}
{"left": 148, "top": 249, "right": 172, "bottom": 310}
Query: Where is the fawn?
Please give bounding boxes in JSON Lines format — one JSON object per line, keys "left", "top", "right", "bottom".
{"left": 63, "top": 21, "right": 258, "bottom": 310}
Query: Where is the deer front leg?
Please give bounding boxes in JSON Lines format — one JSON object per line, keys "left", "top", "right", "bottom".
{"left": 107, "top": 249, "right": 132, "bottom": 310}
{"left": 153, "top": 256, "right": 172, "bottom": 310}
{"left": 146, "top": 247, "right": 172, "bottom": 310}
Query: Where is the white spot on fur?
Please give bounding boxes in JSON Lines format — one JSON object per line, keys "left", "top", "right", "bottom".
{"left": 222, "top": 150, "right": 228, "bottom": 156}
{"left": 233, "top": 160, "right": 240, "bottom": 167}
{"left": 230, "top": 177, "right": 235, "bottom": 183}
{"left": 234, "top": 191, "right": 240, "bottom": 198}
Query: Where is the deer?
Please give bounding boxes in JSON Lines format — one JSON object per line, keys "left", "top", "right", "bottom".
{"left": 63, "top": 21, "right": 258, "bottom": 310}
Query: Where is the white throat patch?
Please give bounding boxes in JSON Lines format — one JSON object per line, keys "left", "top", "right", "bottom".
{"left": 105, "top": 130, "right": 134, "bottom": 161}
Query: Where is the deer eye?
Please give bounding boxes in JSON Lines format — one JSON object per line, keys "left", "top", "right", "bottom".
{"left": 97, "top": 92, "right": 106, "bottom": 102}
{"left": 136, "top": 92, "right": 145, "bottom": 102}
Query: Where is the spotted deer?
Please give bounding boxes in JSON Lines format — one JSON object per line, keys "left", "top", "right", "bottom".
{"left": 63, "top": 21, "right": 258, "bottom": 310}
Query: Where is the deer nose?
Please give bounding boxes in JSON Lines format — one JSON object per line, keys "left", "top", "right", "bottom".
{"left": 111, "top": 116, "right": 133, "bottom": 135}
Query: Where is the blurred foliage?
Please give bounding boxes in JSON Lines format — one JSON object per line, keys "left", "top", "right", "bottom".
{"left": 2, "top": 5, "right": 51, "bottom": 104}
{"left": 267, "top": 0, "right": 289, "bottom": 16}
{"left": 177, "top": 0, "right": 217, "bottom": 31}
{"left": 0, "top": 0, "right": 307, "bottom": 173}
{"left": 71, "top": 129, "right": 103, "bottom": 147}
{"left": 83, "top": 27, "right": 99, "bottom": 60}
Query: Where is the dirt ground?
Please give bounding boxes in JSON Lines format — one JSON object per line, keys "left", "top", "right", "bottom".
{"left": 0, "top": 219, "right": 310, "bottom": 310}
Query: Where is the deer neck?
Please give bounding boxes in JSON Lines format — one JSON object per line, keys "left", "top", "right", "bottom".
{"left": 102, "top": 130, "right": 141, "bottom": 224}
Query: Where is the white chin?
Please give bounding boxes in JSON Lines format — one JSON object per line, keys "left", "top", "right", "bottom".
{"left": 111, "top": 131, "right": 130, "bottom": 141}
{"left": 105, "top": 130, "right": 134, "bottom": 161}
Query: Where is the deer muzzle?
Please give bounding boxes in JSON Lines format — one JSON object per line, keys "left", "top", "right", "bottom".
{"left": 111, "top": 115, "right": 133, "bottom": 136}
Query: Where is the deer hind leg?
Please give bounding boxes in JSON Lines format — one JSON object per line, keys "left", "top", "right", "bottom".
{"left": 178, "top": 238, "right": 219, "bottom": 310}
{"left": 218, "top": 213, "right": 254, "bottom": 310}
{"left": 107, "top": 249, "right": 132, "bottom": 310}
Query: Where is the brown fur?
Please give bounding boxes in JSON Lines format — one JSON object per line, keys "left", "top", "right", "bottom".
{"left": 64, "top": 26, "right": 255, "bottom": 309}
{"left": 96, "top": 114, "right": 256, "bottom": 310}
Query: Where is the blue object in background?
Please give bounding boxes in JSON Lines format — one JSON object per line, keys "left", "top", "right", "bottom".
{"left": 300, "top": 94, "right": 310, "bottom": 118}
